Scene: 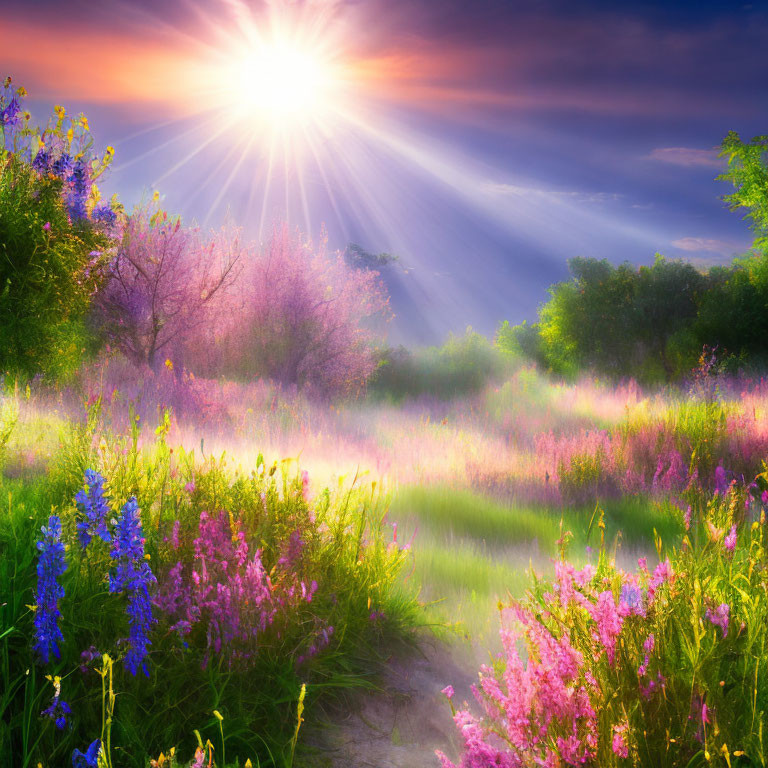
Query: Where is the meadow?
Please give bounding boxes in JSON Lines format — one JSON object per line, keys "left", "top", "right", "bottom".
{"left": 3, "top": 76, "right": 768, "bottom": 768}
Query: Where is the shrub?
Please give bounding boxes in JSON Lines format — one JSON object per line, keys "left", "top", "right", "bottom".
{"left": 0, "top": 78, "right": 118, "bottom": 380}
{"left": 371, "top": 329, "right": 516, "bottom": 401}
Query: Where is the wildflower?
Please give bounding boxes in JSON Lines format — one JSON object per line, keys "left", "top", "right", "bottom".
{"left": 705, "top": 603, "right": 730, "bottom": 638}
{"left": 588, "top": 590, "right": 623, "bottom": 663}
{"left": 72, "top": 739, "right": 102, "bottom": 768}
{"left": 442, "top": 685, "right": 455, "bottom": 700}
{"left": 43, "top": 221, "right": 51, "bottom": 232}
{"left": 0, "top": 94, "right": 21, "bottom": 127}
{"left": 684, "top": 506, "right": 692, "bottom": 531}
{"left": 612, "top": 722, "right": 629, "bottom": 759}
{"left": 643, "top": 633, "right": 655, "bottom": 654}
{"left": 79, "top": 645, "right": 101, "bottom": 673}
{"left": 724, "top": 525, "right": 737, "bottom": 553}
{"left": 33, "top": 515, "right": 67, "bottom": 664}
{"left": 109, "top": 498, "right": 156, "bottom": 676}
{"left": 92, "top": 203, "right": 117, "bottom": 227}
{"left": 714, "top": 464, "right": 729, "bottom": 495}
{"left": 41, "top": 676, "right": 71, "bottom": 730}
{"left": 619, "top": 581, "right": 645, "bottom": 617}
{"left": 75, "top": 469, "right": 112, "bottom": 549}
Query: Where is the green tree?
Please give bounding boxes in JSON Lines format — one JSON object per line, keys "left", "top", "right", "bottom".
{"left": 718, "top": 131, "right": 768, "bottom": 255}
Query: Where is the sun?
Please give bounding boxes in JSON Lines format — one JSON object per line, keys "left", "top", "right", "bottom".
{"left": 238, "top": 42, "right": 326, "bottom": 119}
{"left": 221, "top": 31, "right": 344, "bottom": 129}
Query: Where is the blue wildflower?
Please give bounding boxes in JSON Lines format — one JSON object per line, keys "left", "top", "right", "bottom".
{"left": 32, "top": 150, "right": 52, "bottom": 174}
{"left": 75, "top": 469, "right": 112, "bottom": 550}
{"left": 620, "top": 582, "right": 644, "bottom": 617}
{"left": 41, "top": 677, "right": 71, "bottom": 730}
{"left": 65, "top": 159, "right": 90, "bottom": 220}
{"left": 109, "top": 498, "right": 156, "bottom": 676}
{"left": 0, "top": 95, "right": 21, "bottom": 127}
{"left": 92, "top": 203, "right": 117, "bottom": 227}
{"left": 72, "top": 739, "right": 101, "bottom": 768}
{"left": 52, "top": 153, "right": 73, "bottom": 178}
{"left": 33, "top": 515, "right": 67, "bottom": 664}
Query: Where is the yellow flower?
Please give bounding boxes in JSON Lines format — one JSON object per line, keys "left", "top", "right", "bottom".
{"left": 164, "top": 358, "right": 174, "bottom": 371}
{"left": 54, "top": 105, "right": 66, "bottom": 120}
{"left": 81, "top": 116, "right": 89, "bottom": 131}
{"left": 17, "top": 86, "right": 27, "bottom": 97}
{"left": 3, "top": 76, "right": 11, "bottom": 87}
{"left": 213, "top": 709, "right": 224, "bottom": 721}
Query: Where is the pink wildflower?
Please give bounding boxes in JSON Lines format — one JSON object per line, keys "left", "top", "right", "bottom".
{"left": 705, "top": 603, "right": 730, "bottom": 637}
{"left": 724, "top": 525, "right": 737, "bottom": 553}
{"left": 442, "top": 685, "right": 455, "bottom": 700}
{"left": 588, "top": 591, "right": 623, "bottom": 664}
{"left": 612, "top": 722, "right": 629, "bottom": 758}
{"left": 43, "top": 221, "right": 51, "bottom": 231}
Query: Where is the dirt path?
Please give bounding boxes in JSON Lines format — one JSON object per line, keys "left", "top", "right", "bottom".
{"left": 307, "top": 638, "right": 479, "bottom": 767}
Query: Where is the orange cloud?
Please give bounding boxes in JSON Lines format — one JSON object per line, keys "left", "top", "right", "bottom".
{"left": 0, "top": 15, "right": 209, "bottom": 114}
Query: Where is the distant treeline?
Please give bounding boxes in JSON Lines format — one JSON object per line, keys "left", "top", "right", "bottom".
{"left": 497, "top": 131, "right": 768, "bottom": 383}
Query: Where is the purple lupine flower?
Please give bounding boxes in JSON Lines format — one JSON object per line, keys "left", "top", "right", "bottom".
{"left": 619, "top": 582, "right": 644, "bottom": 617}
{"left": 41, "top": 677, "right": 71, "bottom": 730}
{"left": 33, "top": 150, "right": 52, "bottom": 174}
{"left": 705, "top": 603, "right": 730, "bottom": 638}
{"left": 33, "top": 516, "right": 67, "bottom": 664}
{"left": 109, "top": 498, "right": 156, "bottom": 676}
{"left": 72, "top": 739, "right": 101, "bottom": 768}
{"left": 724, "top": 525, "right": 737, "bottom": 553}
{"left": 65, "top": 158, "right": 90, "bottom": 220}
{"left": 75, "top": 469, "right": 112, "bottom": 549}
{"left": 92, "top": 203, "right": 117, "bottom": 227}
{"left": 0, "top": 94, "right": 21, "bottom": 127}
{"left": 52, "top": 153, "right": 73, "bottom": 178}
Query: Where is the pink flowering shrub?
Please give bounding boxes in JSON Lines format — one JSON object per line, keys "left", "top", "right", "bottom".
{"left": 438, "top": 478, "right": 768, "bottom": 766}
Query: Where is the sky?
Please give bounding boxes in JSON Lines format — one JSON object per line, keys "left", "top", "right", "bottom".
{"left": 2, "top": 0, "right": 767, "bottom": 343}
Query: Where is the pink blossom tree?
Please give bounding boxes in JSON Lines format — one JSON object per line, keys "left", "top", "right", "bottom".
{"left": 93, "top": 203, "right": 243, "bottom": 368}
{"left": 211, "top": 225, "right": 390, "bottom": 396}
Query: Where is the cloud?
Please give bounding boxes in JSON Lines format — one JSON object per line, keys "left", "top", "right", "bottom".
{"left": 671, "top": 237, "right": 741, "bottom": 255}
{"left": 649, "top": 147, "right": 723, "bottom": 168}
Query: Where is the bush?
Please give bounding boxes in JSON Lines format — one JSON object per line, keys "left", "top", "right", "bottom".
{"left": 371, "top": 329, "right": 516, "bottom": 401}
{"left": 0, "top": 79, "right": 118, "bottom": 380}
{"left": 437, "top": 481, "right": 768, "bottom": 767}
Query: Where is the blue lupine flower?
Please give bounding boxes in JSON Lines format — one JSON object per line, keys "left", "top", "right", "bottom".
{"left": 65, "top": 159, "right": 90, "bottom": 220}
{"left": 75, "top": 469, "right": 112, "bottom": 550}
{"left": 72, "top": 739, "right": 101, "bottom": 768}
{"left": 92, "top": 203, "right": 117, "bottom": 227}
{"left": 41, "top": 678, "right": 71, "bottom": 730}
{"left": 33, "top": 516, "right": 67, "bottom": 664}
{"left": 109, "top": 498, "right": 156, "bottom": 676}
{"left": 0, "top": 95, "right": 21, "bottom": 127}
{"left": 52, "top": 153, "right": 73, "bottom": 178}
{"left": 32, "top": 149, "right": 51, "bottom": 174}
{"left": 620, "top": 582, "right": 644, "bottom": 616}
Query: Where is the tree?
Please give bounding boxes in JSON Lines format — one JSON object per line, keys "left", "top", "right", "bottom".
{"left": 718, "top": 132, "right": 768, "bottom": 255}
{"left": 93, "top": 203, "right": 243, "bottom": 368}
{"left": 219, "top": 226, "right": 390, "bottom": 396}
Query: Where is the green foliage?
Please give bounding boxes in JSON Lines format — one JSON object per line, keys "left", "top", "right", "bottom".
{"left": 500, "top": 131, "right": 768, "bottom": 382}
{"left": 719, "top": 131, "right": 768, "bottom": 255}
{"left": 371, "top": 328, "right": 516, "bottom": 401}
{"left": 0, "top": 155, "right": 110, "bottom": 379}
{"left": 0, "top": 85, "right": 117, "bottom": 382}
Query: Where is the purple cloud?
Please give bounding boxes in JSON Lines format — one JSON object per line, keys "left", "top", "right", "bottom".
{"left": 649, "top": 147, "right": 722, "bottom": 168}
